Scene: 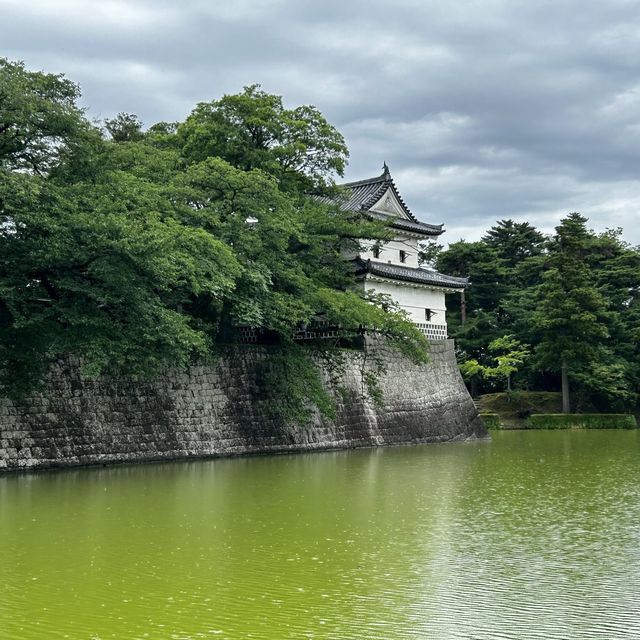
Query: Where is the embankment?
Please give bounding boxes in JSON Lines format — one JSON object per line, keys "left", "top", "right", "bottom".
{"left": 0, "top": 339, "right": 486, "bottom": 472}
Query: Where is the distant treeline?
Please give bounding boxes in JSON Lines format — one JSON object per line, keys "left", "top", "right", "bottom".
{"left": 424, "top": 217, "right": 640, "bottom": 412}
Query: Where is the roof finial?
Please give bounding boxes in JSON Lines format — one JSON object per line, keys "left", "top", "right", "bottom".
{"left": 382, "top": 161, "right": 390, "bottom": 179}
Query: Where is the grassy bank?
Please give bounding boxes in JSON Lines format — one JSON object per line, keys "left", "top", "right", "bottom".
{"left": 527, "top": 414, "right": 637, "bottom": 429}
{"left": 477, "top": 391, "right": 562, "bottom": 427}
{"left": 476, "top": 392, "right": 637, "bottom": 429}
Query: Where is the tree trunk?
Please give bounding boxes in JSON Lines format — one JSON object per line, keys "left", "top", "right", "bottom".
{"left": 561, "top": 359, "right": 570, "bottom": 413}
{"left": 506, "top": 374, "right": 511, "bottom": 392}
{"left": 460, "top": 290, "right": 467, "bottom": 325}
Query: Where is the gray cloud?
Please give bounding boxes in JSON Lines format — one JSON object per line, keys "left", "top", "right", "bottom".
{"left": 3, "top": 0, "right": 640, "bottom": 244}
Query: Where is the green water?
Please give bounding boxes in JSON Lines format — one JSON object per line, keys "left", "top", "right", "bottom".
{"left": 1, "top": 430, "right": 640, "bottom": 639}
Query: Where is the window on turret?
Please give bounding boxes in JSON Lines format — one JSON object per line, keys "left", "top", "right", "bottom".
{"left": 372, "top": 246, "right": 380, "bottom": 259}
{"left": 425, "top": 309, "right": 434, "bottom": 322}
{"left": 399, "top": 250, "right": 407, "bottom": 263}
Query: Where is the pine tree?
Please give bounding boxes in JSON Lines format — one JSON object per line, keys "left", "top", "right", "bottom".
{"left": 533, "top": 213, "right": 611, "bottom": 412}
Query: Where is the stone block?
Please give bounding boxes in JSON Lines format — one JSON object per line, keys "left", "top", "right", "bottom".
{"left": 0, "top": 342, "right": 485, "bottom": 472}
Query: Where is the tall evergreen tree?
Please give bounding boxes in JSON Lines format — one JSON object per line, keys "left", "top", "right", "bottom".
{"left": 436, "top": 240, "right": 509, "bottom": 318}
{"left": 532, "top": 213, "right": 611, "bottom": 412}
{"left": 483, "top": 219, "right": 546, "bottom": 268}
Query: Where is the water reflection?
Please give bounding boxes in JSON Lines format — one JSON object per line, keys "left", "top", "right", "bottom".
{"left": 1, "top": 430, "right": 639, "bottom": 639}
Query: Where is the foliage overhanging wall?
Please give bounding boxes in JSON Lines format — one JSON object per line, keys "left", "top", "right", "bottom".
{"left": 0, "top": 341, "right": 485, "bottom": 473}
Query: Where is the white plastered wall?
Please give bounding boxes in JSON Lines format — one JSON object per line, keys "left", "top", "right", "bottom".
{"left": 363, "top": 278, "right": 447, "bottom": 325}
{"left": 361, "top": 236, "right": 421, "bottom": 267}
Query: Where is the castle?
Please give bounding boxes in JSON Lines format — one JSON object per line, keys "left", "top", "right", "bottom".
{"left": 340, "top": 164, "right": 468, "bottom": 341}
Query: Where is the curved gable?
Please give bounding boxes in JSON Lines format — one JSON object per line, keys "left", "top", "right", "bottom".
{"left": 370, "top": 186, "right": 412, "bottom": 220}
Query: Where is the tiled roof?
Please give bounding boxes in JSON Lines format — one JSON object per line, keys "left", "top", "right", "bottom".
{"left": 368, "top": 211, "right": 444, "bottom": 236}
{"left": 338, "top": 175, "right": 391, "bottom": 213}
{"left": 355, "top": 259, "right": 469, "bottom": 289}
{"left": 338, "top": 164, "right": 444, "bottom": 236}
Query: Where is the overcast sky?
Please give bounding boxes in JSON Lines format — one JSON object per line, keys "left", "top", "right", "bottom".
{"left": 3, "top": 0, "right": 640, "bottom": 245}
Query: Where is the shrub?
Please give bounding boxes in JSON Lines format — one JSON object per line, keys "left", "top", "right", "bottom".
{"left": 480, "top": 413, "right": 502, "bottom": 429}
{"left": 526, "top": 414, "right": 637, "bottom": 430}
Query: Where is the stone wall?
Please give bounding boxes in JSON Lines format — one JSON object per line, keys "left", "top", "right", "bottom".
{"left": 0, "top": 340, "right": 486, "bottom": 472}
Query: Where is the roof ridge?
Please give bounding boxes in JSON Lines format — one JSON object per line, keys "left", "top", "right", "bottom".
{"left": 341, "top": 170, "right": 389, "bottom": 189}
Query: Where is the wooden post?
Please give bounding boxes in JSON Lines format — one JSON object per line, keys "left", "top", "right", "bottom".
{"left": 460, "top": 290, "right": 467, "bottom": 325}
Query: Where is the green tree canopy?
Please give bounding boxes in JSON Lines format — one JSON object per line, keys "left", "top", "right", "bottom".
{"left": 438, "top": 213, "right": 638, "bottom": 412}
{"left": 532, "top": 213, "right": 612, "bottom": 411}
{"left": 104, "top": 112, "right": 145, "bottom": 142}
{"left": 0, "top": 58, "right": 85, "bottom": 174}
{"left": 0, "top": 59, "right": 427, "bottom": 408}
{"left": 436, "top": 240, "right": 509, "bottom": 315}
{"left": 482, "top": 219, "right": 546, "bottom": 268}
{"left": 177, "top": 85, "right": 349, "bottom": 195}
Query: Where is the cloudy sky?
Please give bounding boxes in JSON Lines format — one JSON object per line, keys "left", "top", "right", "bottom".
{"left": 3, "top": 0, "right": 640, "bottom": 244}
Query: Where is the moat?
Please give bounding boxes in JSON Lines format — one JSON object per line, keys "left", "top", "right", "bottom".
{"left": 1, "top": 429, "right": 639, "bottom": 639}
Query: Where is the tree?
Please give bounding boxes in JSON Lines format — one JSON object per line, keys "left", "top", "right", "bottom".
{"left": 417, "top": 240, "right": 443, "bottom": 267}
{"left": 532, "top": 213, "right": 611, "bottom": 413}
{"left": 436, "top": 240, "right": 509, "bottom": 317}
{"left": 483, "top": 219, "right": 546, "bottom": 268}
{"left": 436, "top": 241, "right": 510, "bottom": 390}
{"left": 0, "top": 58, "right": 85, "bottom": 174}
{"left": 457, "top": 335, "right": 530, "bottom": 393}
{"left": 172, "top": 86, "right": 423, "bottom": 360}
{"left": 0, "top": 145, "right": 241, "bottom": 394}
{"left": 175, "top": 155, "right": 424, "bottom": 358}
{"left": 0, "top": 61, "right": 241, "bottom": 394}
{"left": 177, "top": 85, "right": 349, "bottom": 195}
{"left": 431, "top": 208, "right": 636, "bottom": 411}
{"left": 580, "top": 228, "right": 640, "bottom": 410}
{"left": 483, "top": 335, "right": 530, "bottom": 391}
{"left": 1, "top": 60, "right": 428, "bottom": 409}
{"left": 104, "top": 112, "right": 144, "bottom": 142}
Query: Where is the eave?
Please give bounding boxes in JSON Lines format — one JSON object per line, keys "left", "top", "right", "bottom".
{"left": 355, "top": 258, "right": 469, "bottom": 291}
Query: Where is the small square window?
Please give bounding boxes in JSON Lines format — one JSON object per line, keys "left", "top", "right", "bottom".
{"left": 372, "top": 246, "right": 380, "bottom": 259}
{"left": 399, "top": 250, "right": 406, "bottom": 263}
{"left": 425, "top": 308, "right": 433, "bottom": 322}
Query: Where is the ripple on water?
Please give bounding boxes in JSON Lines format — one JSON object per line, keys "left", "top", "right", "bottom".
{"left": 1, "top": 430, "right": 639, "bottom": 639}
